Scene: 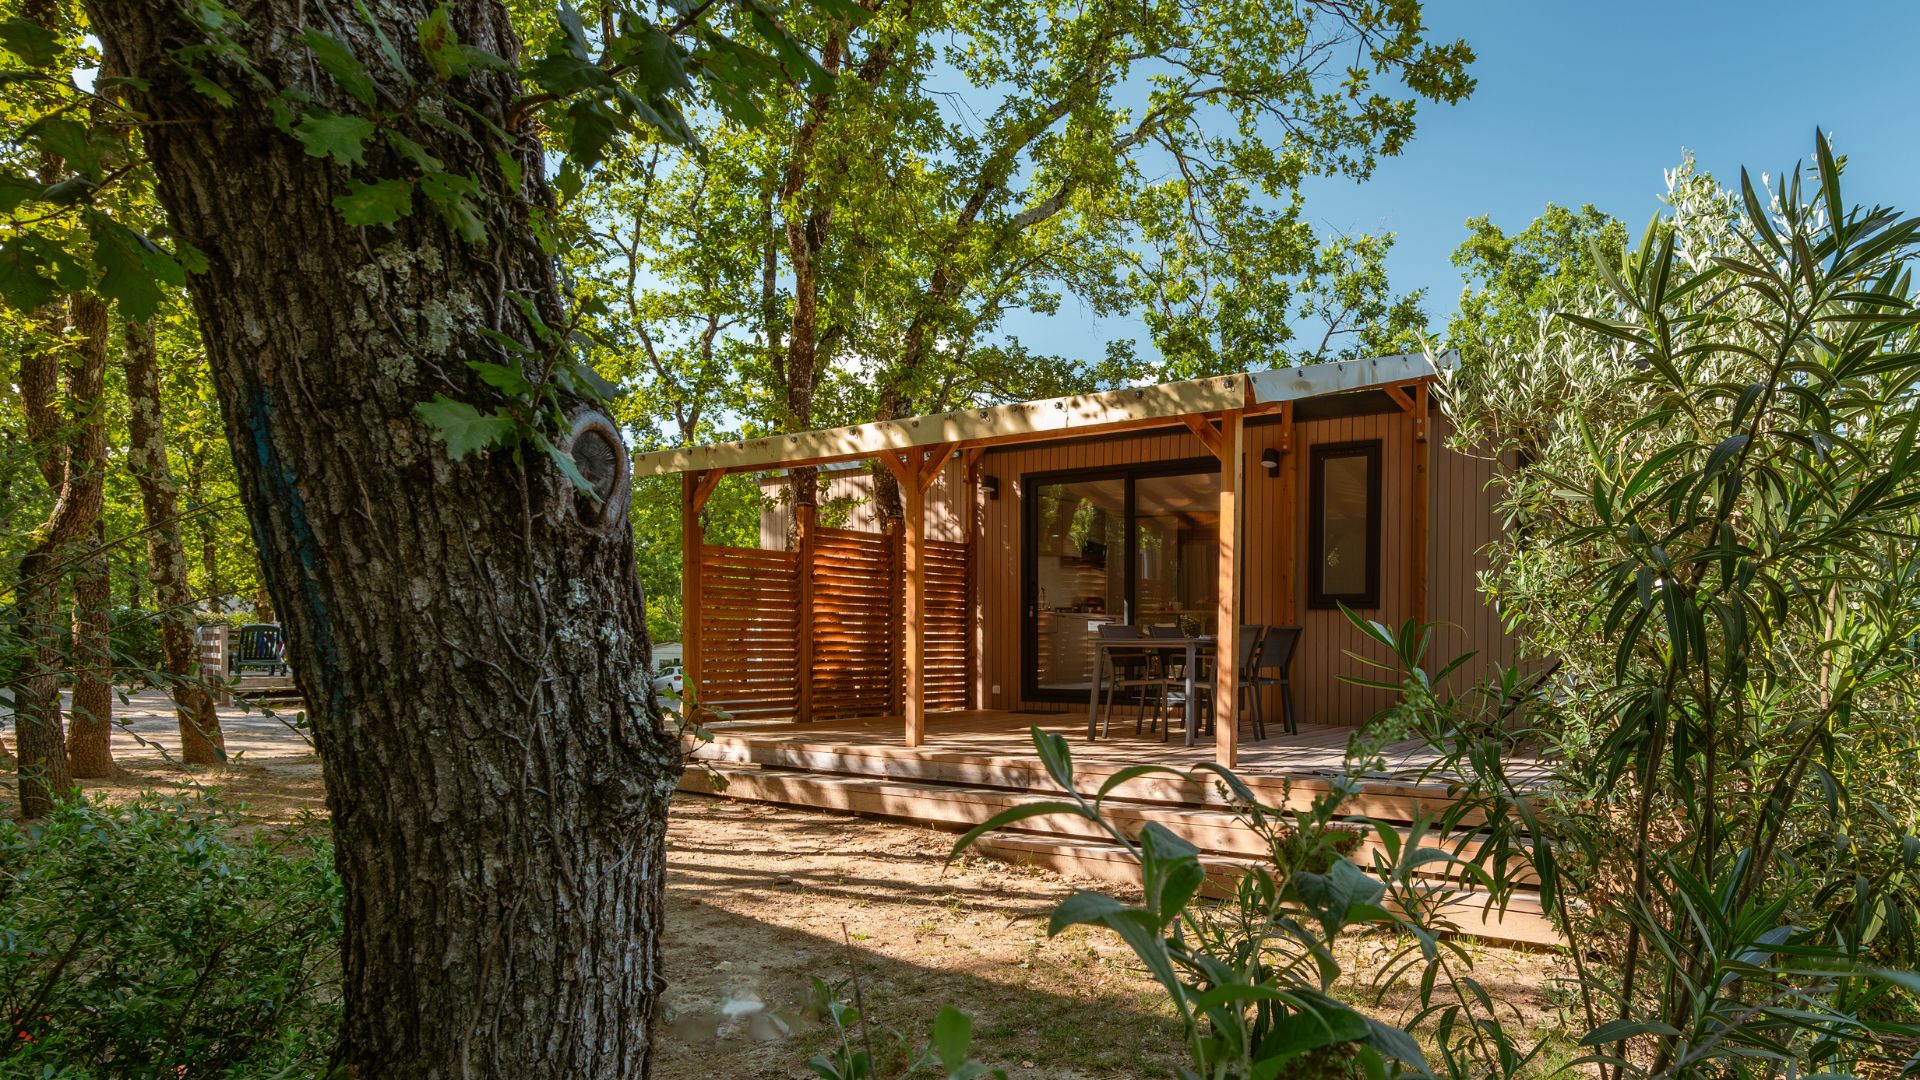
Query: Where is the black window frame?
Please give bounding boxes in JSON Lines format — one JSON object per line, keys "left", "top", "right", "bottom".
{"left": 1306, "top": 439, "right": 1382, "bottom": 611}
{"left": 1019, "top": 456, "right": 1218, "bottom": 704}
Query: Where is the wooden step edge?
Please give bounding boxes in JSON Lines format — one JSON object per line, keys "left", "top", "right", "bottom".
{"left": 684, "top": 762, "right": 1535, "bottom": 883}
{"left": 680, "top": 765, "right": 1545, "bottom": 912}
{"left": 689, "top": 736, "right": 1487, "bottom": 824}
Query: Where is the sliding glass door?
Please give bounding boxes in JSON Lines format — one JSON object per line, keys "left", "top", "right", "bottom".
{"left": 1023, "top": 460, "right": 1220, "bottom": 701}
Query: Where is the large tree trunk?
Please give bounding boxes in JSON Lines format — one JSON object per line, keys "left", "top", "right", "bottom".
{"left": 122, "top": 319, "right": 225, "bottom": 765}
{"left": 90, "top": 3, "right": 675, "bottom": 1076}
{"left": 66, "top": 519, "right": 116, "bottom": 778}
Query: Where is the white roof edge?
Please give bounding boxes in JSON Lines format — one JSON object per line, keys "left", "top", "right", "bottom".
{"left": 1243, "top": 350, "right": 1451, "bottom": 405}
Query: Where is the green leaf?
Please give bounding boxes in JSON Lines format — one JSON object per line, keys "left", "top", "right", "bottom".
{"left": 293, "top": 111, "right": 376, "bottom": 166}
{"left": 468, "top": 359, "right": 533, "bottom": 398}
{"left": 302, "top": 29, "right": 377, "bottom": 106}
{"left": 89, "top": 217, "right": 185, "bottom": 321}
{"left": 0, "top": 172, "right": 42, "bottom": 213}
{"left": 947, "top": 800, "right": 1089, "bottom": 863}
{"left": 332, "top": 178, "right": 413, "bottom": 226}
{"left": 811, "top": 0, "right": 875, "bottom": 26}
{"left": 0, "top": 17, "right": 60, "bottom": 67}
{"left": 1580, "top": 1018, "right": 1680, "bottom": 1046}
{"left": 1047, "top": 890, "right": 1131, "bottom": 936}
{"left": 416, "top": 395, "right": 518, "bottom": 459}
{"left": 544, "top": 439, "right": 597, "bottom": 496}
{"left": 527, "top": 52, "right": 613, "bottom": 95}
{"left": 417, "top": 3, "right": 460, "bottom": 80}
{"left": 493, "top": 150, "right": 524, "bottom": 194}
{"left": 30, "top": 117, "right": 105, "bottom": 178}
{"left": 0, "top": 235, "right": 78, "bottom": 311}
{"left": 419, "top": 171, "right": 486, "bottom": 242}
{"left": 1290, "top": 858, "right": 1385, "bottom": 937}
{"left": 384, "top": 129, "right": 445, "bottom": 172}
{"left": 931, "top": 1005, "right": 971, "bottom": 1072}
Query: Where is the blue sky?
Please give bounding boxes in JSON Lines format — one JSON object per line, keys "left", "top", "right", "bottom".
{"left": 1012, "top": 0, "right": 1920, "bottom": 362}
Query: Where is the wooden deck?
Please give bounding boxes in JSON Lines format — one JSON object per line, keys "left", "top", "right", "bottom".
{"left": 682, "top": 709, "right": 1558, "bottom": 946}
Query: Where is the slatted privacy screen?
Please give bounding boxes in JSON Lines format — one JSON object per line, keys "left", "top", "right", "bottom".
{"left": 924, "top": 540, "right": 970, "bottom": 712}
{"left": 692, "top": 528, "right": 969, "bottom": 722}
{"left": 696, "top": 544, "right": 801, "bottom": 721}
{"left": 807, "top": 527, "right": 898, "bottom": 719}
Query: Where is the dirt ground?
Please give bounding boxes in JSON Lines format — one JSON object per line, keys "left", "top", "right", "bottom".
{"left": 9, "top": 692, "right": 1576, "bottom": 1079}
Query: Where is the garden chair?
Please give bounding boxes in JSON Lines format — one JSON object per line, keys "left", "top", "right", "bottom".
{"left": 1248, "top": 625, "right": 1302, "bottom": 736}
{"left": 230, "top": 623, "right": 289, "bottom": 677}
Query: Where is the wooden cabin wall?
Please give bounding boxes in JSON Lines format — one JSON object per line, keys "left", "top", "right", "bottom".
{"left": 1425, "top": 414, "right": 1519, "bottom": 689}
{"left": 971, "top": 410, "right": 1516, "bottom": 726}
{"left": 746, "top": 405, "right": 1517, "bottom": 729}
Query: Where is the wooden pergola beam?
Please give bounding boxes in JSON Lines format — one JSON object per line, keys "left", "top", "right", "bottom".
{"left": 1180, "top": 414, "right": 1222, "bottom": 456}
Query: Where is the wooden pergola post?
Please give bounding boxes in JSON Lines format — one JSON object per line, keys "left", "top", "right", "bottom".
{"left": 794, "top": 501, "right": 817, "bottom": 722}
{"left": 1213, "top": 410, "right": 1246, "bottom": 768}
{"left": 883, "top": 446, "right": 954, "bottom": 748}
{"left": 680, "top": 470, "right": 717, "bottom": 701}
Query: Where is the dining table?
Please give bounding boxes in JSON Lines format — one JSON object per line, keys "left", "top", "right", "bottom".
{"left": 1085, "top": 634, "right": 1215, "bottom": 747}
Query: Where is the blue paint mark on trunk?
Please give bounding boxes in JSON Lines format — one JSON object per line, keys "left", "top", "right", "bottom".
{"left": 243, "top": 383, "right": 345, "bottom": 718}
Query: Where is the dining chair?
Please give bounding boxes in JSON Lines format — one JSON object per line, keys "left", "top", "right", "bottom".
{"left": 1198, "top": 624, "right": 1267, "bottom": 741}
{"left": 1096, "top": 623, "right": 1160, "bottom": 738}
{"left": 1144, "top": 624, "right": 1187, "bottom": 740}
{"left": 1249, "top": 625, "right": 1302, "bottom": 736}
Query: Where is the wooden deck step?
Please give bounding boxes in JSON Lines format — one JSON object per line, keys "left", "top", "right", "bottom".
{"left": 680, "top": 763, "right": 1555, "bottom": 946}
{"left": 693, "top": 732, "right": 1484, "bottom": 826}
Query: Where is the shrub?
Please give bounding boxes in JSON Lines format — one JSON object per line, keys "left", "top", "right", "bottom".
{"left": 0, "top": 793, "right": 341, "bottom": 1076}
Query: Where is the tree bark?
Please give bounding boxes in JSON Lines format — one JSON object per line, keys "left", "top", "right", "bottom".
{"left": 63, "top": 291, "right": 113, "bottom": 779}
{"left": 66, "top": 519, "right": 116, "bottom": 777}
{"left": 90, "top": 3, "right": 675, "bottom": 1076}
{"left": 122, "top": 318, "right": 224, "bottom": 765}
{"left": 15, "top": 291, "right": 108, "bottom": 813}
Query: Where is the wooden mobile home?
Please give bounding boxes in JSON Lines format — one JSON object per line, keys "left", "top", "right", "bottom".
{"left": 637, "top": 353, "right": 1548, "bottom": 943}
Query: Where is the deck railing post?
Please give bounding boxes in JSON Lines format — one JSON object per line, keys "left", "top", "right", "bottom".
{"left": 795, "top": 503, "right": 817, "bottom": 722}
{"left": 1213, "top": 410, "right": 1246, "bottom": 768}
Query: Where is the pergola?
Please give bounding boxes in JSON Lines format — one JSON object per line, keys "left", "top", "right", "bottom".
{"left": 633, "top": 352, "right": 1451, "bottom": 766}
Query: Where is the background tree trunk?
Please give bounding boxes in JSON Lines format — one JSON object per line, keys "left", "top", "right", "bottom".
{"left": 123, "top": 319, "right": 224, "bottom": 765}
{"left": 15, "top": 292, "right": 108, "bottom": 813}
{"left": 91, "top": 3, "right": 676, "bottom": 1075}
{"left": 66, "top": 519, "right": 116, "bottom": 777}
{"left": 64, "top": 291, "right": 113, "bottom": 779}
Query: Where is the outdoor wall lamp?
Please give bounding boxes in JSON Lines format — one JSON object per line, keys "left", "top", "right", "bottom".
{"left": 1259, "top": 448, "right": 1282, "bottom": 475}
{"left": 982, "top": 474, "right": 1001, "bottom": 500}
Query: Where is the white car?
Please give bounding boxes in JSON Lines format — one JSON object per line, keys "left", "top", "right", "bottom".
{"left": 652, "top": 661, "right": 684, "bottom": 699}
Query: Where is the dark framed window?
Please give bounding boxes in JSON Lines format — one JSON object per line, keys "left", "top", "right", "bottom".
{"left": 1019, "top": 458, "right": 1219, "bottom": 703}
{"left": 1307, "top": 440, "right": 1381, "bottom": 610}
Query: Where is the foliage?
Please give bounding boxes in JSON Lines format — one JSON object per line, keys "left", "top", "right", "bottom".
{"left": 551, "top": 0, "right": 1471, "bottom": 504}
{"left": 949, "top": 724, "right": 1546, "bottom": 1080}
{"left": 1428, "top": 133, "right": 1920, "bottom": 1078}
{"left": 0, "top": 793, "right": 341, "bottom": 1076}
{"left": 805, "top": 978, "right": 1007, "bottom": 1080}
